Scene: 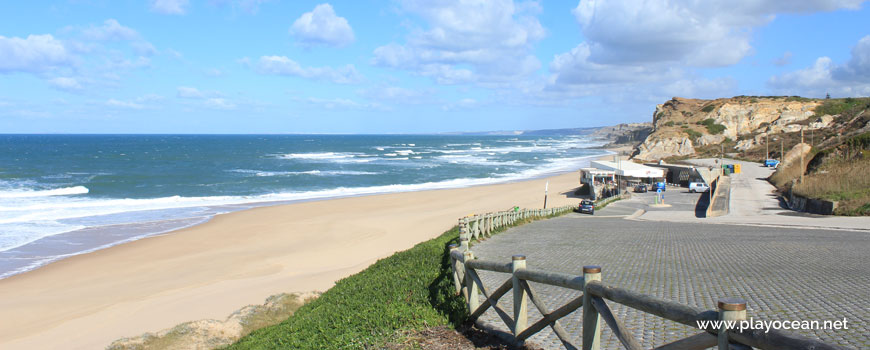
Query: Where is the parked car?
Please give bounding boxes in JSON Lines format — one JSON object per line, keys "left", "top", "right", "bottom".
{"left": 634, "top": 184, "right": 648, "bottom": 193}
{"left": 654, "top": 182, "right": 666, "bottom": 192}
{"left": 764, "top": 159, "right": 780, "bottom": 168}
{"left": 577, "top": 200, "right": 594, "bottom": 215}
{"left": 689, "top": 182, "right": 709, "bottom": 193}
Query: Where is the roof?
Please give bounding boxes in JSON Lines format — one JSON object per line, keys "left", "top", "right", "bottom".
{"left": 579, "top": 167, "right": 615, "bottom": 175}
{"left": 590, "top": 160, "right": 665, "bottom": 178}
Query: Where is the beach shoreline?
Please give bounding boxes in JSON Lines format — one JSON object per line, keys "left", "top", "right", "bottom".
{"left": 0, "top": 156, "right": 610, "bottom": 349}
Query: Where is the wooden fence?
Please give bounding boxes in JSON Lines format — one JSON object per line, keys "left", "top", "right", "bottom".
{"left": 449, "top": 208, "right": 851, "bottom": 350}
{"left": 457, "top": 205, "right": 575, "bottom": 242}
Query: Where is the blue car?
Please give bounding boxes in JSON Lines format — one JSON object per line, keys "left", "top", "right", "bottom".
{"left": 577, "top": 200, "right": 594, "bottom": 215}
{"left": 764, "top": 159, "right": 780, "bottom": 168}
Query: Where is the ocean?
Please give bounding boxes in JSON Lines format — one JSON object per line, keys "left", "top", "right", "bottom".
{"left": 0, "top": 134, "right": 607, "bottom": 278}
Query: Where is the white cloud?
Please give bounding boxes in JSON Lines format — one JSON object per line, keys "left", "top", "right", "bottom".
{"left": 256, "top": 55, "right": 362, "bottom": 83}
{"left": 150, "top": 0, "right": 189, "bottom": 15}
{"left": 544, "top": 0, "right": 865, "bottom": 102}
{"left": 177, "top": 86, "right": 225, "bottom": 99}
{"left": 105, "top": 95, "right": 163, "bottom": 109}
{"left": 768, "top": 35, "right": 870, "bottom": 97}
{"left": 204, "top": 98, "right": 236, "bottom": 110}
{"left": 83, "top": 19, "right": 140, "bottom": 41}
{"left": 372, "top": 0, "right": 545, "bottom": 84}
{"left": 570, "top": 0, "right": 863, "bottom": 67}
{"left": 359, "top": 85, "right": 429, "bottom": 102}
{"left": 441, "top": 98, "right": 480, "bottom": 111}
{"left": 132, "top": 42, "right": 158, "bottom": 56}
{"left": 299, "top": 97, "right": 386, "bottom": 111}
{"left": 0, "top": 34, "right": 71, "bottom": 73}
{"left": 48, "top": 77, "right": 83, "bottom": 91}
{"left": 549, "top": 43, "right": 682, "bottom": 86}
{"left": 106, "top": 99, "right": 145, "bottom": 109}
{"left": 177, "top": 86, "right": 206, "bottom": 98}
{"left": 210, "top": 0, "right": 271, "bottom": 14}
{"left": 773, "top": 51, "right": 793, "bottom": 67}
{"left": 290, "top": 4, "right": 355, "bottom": 47}
{"left": 832, "top": 35, "right": 870, "bottom": 82}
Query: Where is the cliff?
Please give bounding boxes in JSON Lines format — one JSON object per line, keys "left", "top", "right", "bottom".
{"left": 632, "top": 96, "right": 824, "bottom": 161}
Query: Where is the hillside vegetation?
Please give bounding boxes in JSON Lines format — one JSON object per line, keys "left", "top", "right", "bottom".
{"left": 633, "top": 95, "right": 870, "bottom": 215}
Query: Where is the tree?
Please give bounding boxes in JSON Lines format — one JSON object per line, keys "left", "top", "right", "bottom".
{"left": 826, "top": 92, "right": 831, "bottom": 99}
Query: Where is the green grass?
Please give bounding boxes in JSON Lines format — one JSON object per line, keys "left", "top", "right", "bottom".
{"left": 685, "top": 128, "right": 702, "bottom": 140}
{"left": 701, "top": 104, "right": 715, "bottom": 113}
{"left": 813, "top": 97, "right": 870, "bottom": 117}
{"left": 224, "top": 207, "right": 574, "bottom": 349}
{"left": 225, "top": 227, "right": 467, "bottom": 350}
{"left": 696, "top": 118, "right": 726, "bottom": 134}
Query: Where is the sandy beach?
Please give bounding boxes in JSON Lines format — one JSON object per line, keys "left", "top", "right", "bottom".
{"left": 0, "top": 169, "right": 588, "bottom": 349}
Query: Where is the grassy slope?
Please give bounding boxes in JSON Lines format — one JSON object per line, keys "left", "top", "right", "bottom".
{"left": 225, "top": 227, "right": 467, "bottom": 350}
{"left": 766, "top": 98, "right": 870, "bottom": 215}
{"left": 226, "top": 209, "right": 571, "bottom": 349}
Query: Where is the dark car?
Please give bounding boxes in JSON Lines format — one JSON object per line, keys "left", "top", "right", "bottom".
{"left": 577, "top": 200, "right": 594, "bottom": 215}
{"left": 634, "top": 184, "right": 648, "bottom": 193}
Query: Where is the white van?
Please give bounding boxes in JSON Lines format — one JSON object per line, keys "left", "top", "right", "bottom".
{"left": 689, "top": 182, "right": 709, "bottom": 193}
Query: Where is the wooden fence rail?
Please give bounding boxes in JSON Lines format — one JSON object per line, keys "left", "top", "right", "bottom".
{"left": 448, "top": 208, "right": 852, "bottom": 350}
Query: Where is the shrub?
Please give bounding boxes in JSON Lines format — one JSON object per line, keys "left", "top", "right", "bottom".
{"left": 698, "top": 118, "right": 715, "bottom": 126}
{"left": 664, "top": 121, "right": 675, "bottom": 127}
{"left": 813, "top": 97, "right": 870, "bottom": 117}
{"left": 706, "top": 123, "right": 726, "bottom": 134}
{"left": 685, "top": 129, "right": 702, "bottom": 140}
{"left": 701, "top": 105, "right": 715, "bottom": 113}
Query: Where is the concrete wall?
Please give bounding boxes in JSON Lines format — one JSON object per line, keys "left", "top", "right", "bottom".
{"left": 786, "top": 190, "right": 838, "bottom": 215}
{"left": 706, "top": 175, "right": 731, "bottom": 217}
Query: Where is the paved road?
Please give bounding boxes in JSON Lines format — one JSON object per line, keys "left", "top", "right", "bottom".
{"left": 640, "top": 159, "right": 870, "bottom": 231}
{"left": 470, "top": 189, "right": 869, "bottom": 349}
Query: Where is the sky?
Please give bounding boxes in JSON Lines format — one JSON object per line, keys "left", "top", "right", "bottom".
{"left": 1, "top": 0, "right": 869, "bottom": 134}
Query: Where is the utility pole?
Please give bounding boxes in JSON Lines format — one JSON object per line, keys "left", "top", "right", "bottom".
{"left": 800, "top": 128, "right": 806, "bottom": 183}
{"left": 765, "top": 133, "right": 769, "bottom": 160}
{"left": 779, "top": 136, "right": 785, "bottom": 164}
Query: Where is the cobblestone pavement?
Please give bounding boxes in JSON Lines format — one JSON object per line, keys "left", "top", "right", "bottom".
{"left": 469, "top": 211, "right": 869, "bottom": 349}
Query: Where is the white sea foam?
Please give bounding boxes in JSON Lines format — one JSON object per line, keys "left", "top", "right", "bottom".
{"left": 0, "top": 136, "right": 609, "bottom": 279}
{"left": 278, "top": 152, "right": 358, "bottom": 160}
{"left": 0, "top": 186, "right": 89, "bottom": 199}
{"left": 436, "top": 154, "right": 524, "bottom": 167}
{"left": 276, "top": 152, "right": 376, "bottom": 163}
{"left": 229, "top": 169, "right": 379, "bottom": 177}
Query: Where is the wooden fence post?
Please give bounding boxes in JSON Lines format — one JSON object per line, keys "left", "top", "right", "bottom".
{"left": 464, "top": 248, "right": 479, "bottom": 313}
{"left": 449, "top": 244, "right": 461, "bottom": 295}
{"left": 718, "top": 298, "right": 747, "bottom": 350}
{"left": 583, "top": 265, "right": 602, "bottom": 350}
{"left": 512, "top": 255, "right": 528, "bottom": 338}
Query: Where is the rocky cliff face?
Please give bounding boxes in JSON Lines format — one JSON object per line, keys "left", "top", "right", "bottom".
{"left": 591, "top": 122, "right": 652, "bottom": 147}
{"left": 633, "top": 96, "right": 823, "bottom": 161}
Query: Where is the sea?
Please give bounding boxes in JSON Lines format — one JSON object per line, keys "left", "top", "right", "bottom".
{"left": 0, "top": 134, "right": 608, "bottom": 279}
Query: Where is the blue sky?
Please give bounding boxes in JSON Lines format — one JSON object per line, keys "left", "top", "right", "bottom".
{"left": 1, "top": 0, "right": 869, "bottom": 134}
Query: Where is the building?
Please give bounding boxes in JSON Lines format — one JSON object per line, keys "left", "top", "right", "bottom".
{"left": 643, "top": 162, "right": 704, "bottom": 187}
{"left": 580, "top": 159, "right": 665, "bottom": 199}
{"left": 590, "top": 160, "right": 665, "bottom": 181}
